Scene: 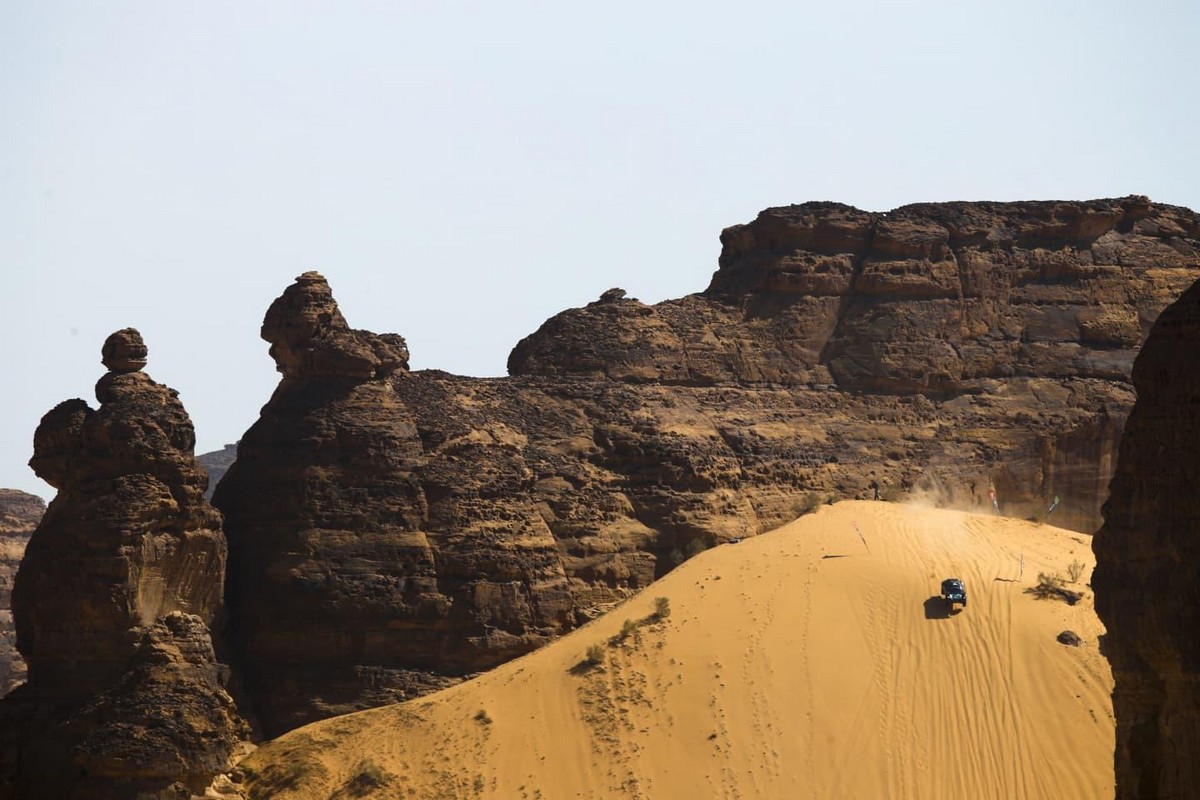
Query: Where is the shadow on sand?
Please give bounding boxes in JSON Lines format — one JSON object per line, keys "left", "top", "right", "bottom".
{"left": 923, "top": 596, "right": 960, "bottom": 620}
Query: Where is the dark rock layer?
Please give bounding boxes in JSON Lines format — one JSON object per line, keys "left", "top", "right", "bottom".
{"left": 1094, "top": 278, "right": 1200, "bottom": 799}
{"left": 217, "top": 199, "right": 1200, "bottom": 736}
{"left": 0, "top": 330, "right": 246, "bottom": 800}
{"left": 0, "top": 489, "right": 44, "bottom": 696}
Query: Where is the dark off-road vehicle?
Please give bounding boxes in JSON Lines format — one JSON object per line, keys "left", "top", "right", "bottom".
{"left": 941, "top": 578, "right": 967, "bottom": 610}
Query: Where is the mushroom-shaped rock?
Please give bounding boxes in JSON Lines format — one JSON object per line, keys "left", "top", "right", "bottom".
{"left": 101, "top": 327, "right": 148, "bottom": 373}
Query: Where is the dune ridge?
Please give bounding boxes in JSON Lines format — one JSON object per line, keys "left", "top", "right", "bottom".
{"left": 240, "top": 501, "right": 1113, "bottom": 800}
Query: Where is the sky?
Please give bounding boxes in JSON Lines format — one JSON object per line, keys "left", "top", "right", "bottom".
{"left": 2, "top": 0, "right": 1198, "bottom": 500}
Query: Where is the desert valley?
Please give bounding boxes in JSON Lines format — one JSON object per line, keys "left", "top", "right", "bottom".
{"left": 2, "top": 196, "right": 1199, "bottom": 799}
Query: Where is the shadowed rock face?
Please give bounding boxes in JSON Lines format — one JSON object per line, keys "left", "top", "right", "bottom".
{"left": 218, "top": 199, "right": 1200, "bottom": 736}
{"left": 1094, "top": 278, "right": 1200, "bottom": 799}
{"left": 0, "top": 490, "right": 44, "bottom": 696}
{"left": 0, "top": 330, "right": 246, "bottom": 800}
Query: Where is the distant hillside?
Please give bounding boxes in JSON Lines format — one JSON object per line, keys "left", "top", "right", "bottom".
{"left": 197, "top": 443, "right": 239, "bottom": 500}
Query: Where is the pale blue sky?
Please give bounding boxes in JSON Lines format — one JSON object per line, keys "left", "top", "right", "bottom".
{"left": 3, "top": 0, "right": 1198, "bottom": 499}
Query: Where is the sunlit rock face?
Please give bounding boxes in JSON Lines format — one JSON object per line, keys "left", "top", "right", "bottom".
{"left": 0, "top": 329, "right": 246, "bottom": 800}
{"left": 218, "top": 198, "right": 1200, "bottom": 737}
{"left": 1094, "top": 277, "right": 1200, "bottom": 800}
{"left": 512, "top": 196, "right": 1200, "bottom": 532}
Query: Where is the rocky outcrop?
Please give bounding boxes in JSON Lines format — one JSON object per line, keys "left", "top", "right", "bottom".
{"left": 0, "top": 489, "right": 44, "bottom": 696}
{"left": 1093, "top": 278, "right": 1200, "bottom": 799}
{"left": 511, "top": 196, "right": 1199, "bottom": 531}
{"left": 217, "top": 201, "right": 1200, "bottom": 736}
{"left": 0, "top": 329, "right": 246, "bottom": 800}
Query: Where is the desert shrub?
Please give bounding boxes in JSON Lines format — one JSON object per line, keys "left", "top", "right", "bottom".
{"left": 585, "top": 643, "right": 605, "bottom": 665}
{"left": 332, "top": 761, "right": 393, "bottom": 799}
{"left": 1066, "top": 559, "right": 1086, "bottom": 583}
{"left": 1026, "top": 571, "right": 1083, "bottom": 605}
{"left": 618, "top": 618, "right": 638, "bottom": 641}
{"left": 243, "top": 735, "right": 330, "bottom": 799}
{"left": 653, "top": 596, "right": 671, "bottom": 620}
{"left": 793, "top": 491, "right": 822, "bottom": 517}
{"left": 1035, "top": 572, "right": 1063, "bottom": 592}
{"left": 474, "top": 709, "right": 492, "bottom": 725}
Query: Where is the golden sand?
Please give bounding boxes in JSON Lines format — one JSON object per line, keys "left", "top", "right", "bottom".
{"left": 240, "top": 501, "right": 1113, "bottom": 800}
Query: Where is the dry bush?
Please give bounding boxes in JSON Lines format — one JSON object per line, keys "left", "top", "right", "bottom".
{"left": 1066, "top": 559, "right": 1086, "bottom": 583}
{"left": 793, "top": 491, "right": 823, "bottom": 517}
{"left": 585, "top": 643, "right": 605, "bottom": 665}
{"left": 653, "top": 596, "right": 671, "bottom": 620}
{"left": 331, "top": 760, "right": 393, "bottom": 799}
{"left": 1026, "top": 572, "right": 1083, "bottom": 605}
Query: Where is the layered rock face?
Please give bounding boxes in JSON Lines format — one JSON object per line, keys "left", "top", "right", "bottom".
{"left": 216, "top": 273, "right": 544, "bottom": 735}
{"left": 218, "top": 201, "right": 1199, "bottom": 736}
{"left": 0, "top": 329, "right": 246, "bottom": 800}
{"left": 0, "top": 489, "right": 44, "bottom": 696}
{"left": 1094, "top": 278, "right": 1200, "bottom": 799}
{"left": 512, "top": 196, "right": 1198, "bottom": 532}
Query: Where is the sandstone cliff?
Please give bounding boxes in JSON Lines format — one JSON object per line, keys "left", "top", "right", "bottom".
{"left": 216, "top": 199, "right": 1199, "bottom": 736}
{"left": 1093, "top": 278, "right": 1200, "bottom": 799}
{"left": 511, "top": 196, "right": 1197, "bottom": 531}
{"left": 0, "top": 329, "right": 246, "bottom": 800}
{"left": 0, "top": 489, "right": 43, "bottom": 696}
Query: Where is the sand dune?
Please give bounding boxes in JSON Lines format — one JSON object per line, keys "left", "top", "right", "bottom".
{"left": 238, "top": 501, "right": 1113, "bottom": 800}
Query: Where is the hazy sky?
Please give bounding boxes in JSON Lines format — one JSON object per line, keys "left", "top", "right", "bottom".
{"left": 3, "top": 0, "right": 1198, "bottom": 500}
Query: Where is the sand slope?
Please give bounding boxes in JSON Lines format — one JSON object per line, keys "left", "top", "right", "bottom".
{"left": 239, "top": 501, "right": 1113, "bottom": 800}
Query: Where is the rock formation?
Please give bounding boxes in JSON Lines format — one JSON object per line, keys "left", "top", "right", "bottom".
{"left": 1093, "top": 278, "right": 1200, "bottom": 799}
{"left": 0, "top": 489, "right": 44, "bottom": 696}
{"left": 0, "top": 329, "right": 246, "bottom": 800}
{"left": 216, "top": 199, "right": 1199, "bottom": 736}
{"left": 511, "top": 196, "right": 1198, "bottom": 531}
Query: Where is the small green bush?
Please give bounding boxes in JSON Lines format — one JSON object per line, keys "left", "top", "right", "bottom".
{"left": 653, "top": 596, "right": 671, "bottom": 620}
{"left": 474, "top": 709, "right": 492, "bottom": 725}
{"left": 793, "top": 491, "right": 822, "bottom": 517}
{"left": 585, "top": 643, "right": 605, "bottom": 665}
{"left": 619, "top": 618, "right": 638, "bottom": 641}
